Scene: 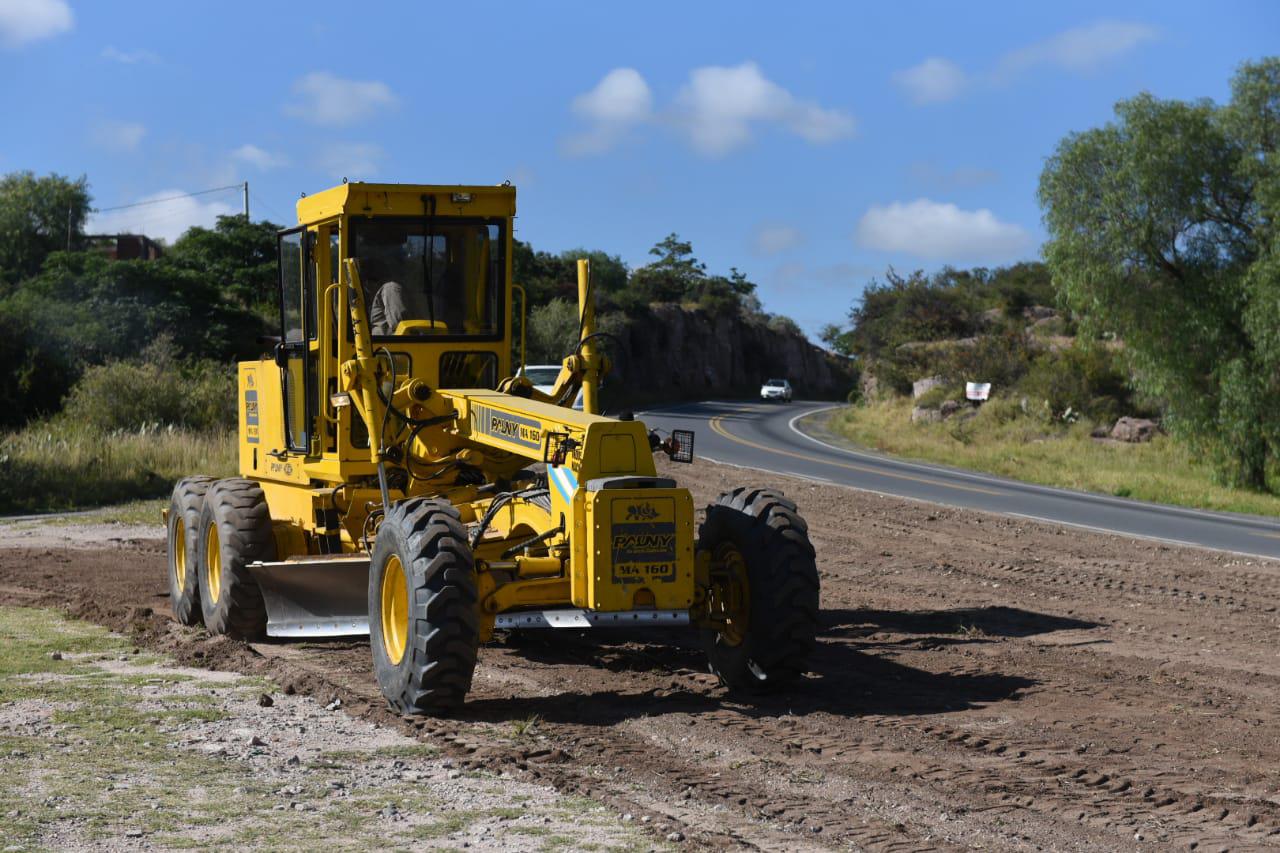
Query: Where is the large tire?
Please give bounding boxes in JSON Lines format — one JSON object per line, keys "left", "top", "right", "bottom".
{"left": 370, "top": 499, "right": 478, "bottom": 715}
{"left": 198, "top": 478, "right": 273, "bottom": 640}
{"left": 167, "top": 476, "right": 214, "bottom": 626}
{"left": 698, "top": 487, "right": 820, "bottom": 691}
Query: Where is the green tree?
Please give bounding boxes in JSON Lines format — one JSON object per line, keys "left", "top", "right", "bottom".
{"left": 845, "top": 268, "right": 978, "bottom": 359}
{"left": 0, "top": 249, "right": 265, "bottom": 425}
{"left": 513, "top": 240, "right": 627, "bottom": 307}
{"left": 15, "top": 251, "right": 262, "bottom": 364}
{"left": 166, "top": 215, "right": 282, "bottom": 316}
{"left": 526, "top": 298, "right": 580, "bottom": 363}
{"left": 1039, "top": 58, "right": 1279, "bottom": 489}
{"left": 819, "top": 323, "right": 852, "bottom": 355}
{"left": 0, "top": 301, "right": 78, "bottom": 425}
{"left": 628, "top": 233, "right": 707, "bottom": 306}
{"left": 0, "top": 171, "right": 91, "bottom": 289}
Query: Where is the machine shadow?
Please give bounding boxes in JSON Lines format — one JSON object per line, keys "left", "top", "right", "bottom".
{"left": 460, "top": 605, "right": 1078, "bottom": 726}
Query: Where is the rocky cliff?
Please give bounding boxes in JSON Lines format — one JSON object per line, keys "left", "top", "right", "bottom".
{"left": 604, "top": 304, "right": 853, "bottom": 401}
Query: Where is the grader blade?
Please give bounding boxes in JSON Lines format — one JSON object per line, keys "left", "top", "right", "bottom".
{"left": 247, "top": 557, "right": 371, "bottom": 639}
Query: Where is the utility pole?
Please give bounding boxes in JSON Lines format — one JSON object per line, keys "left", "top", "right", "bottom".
{"left": 243, "top": 181, "right": 250, "bottom": 221}
{"left": 66, "top": 203, "right": 73, "bottom": 251}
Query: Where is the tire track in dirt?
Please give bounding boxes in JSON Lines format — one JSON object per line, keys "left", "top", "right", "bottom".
{"left": 6, "top": 456, "right": 1280, "bottom": 849}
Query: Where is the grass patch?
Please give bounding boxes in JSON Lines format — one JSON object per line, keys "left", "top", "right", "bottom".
{"left": 510, "top": 713, "right": 543, "bottom": 739}
{"left": 0, "top": 606, "right": 653, "bottom": 850}
{"left": 0, "top": 607, "right": 372, "bottom": 848}
{"left": 0, "top": 424, "right": 235, "bottom": 514}
{"left": 825, "top": 399, "right": 1280, "bottom": 517}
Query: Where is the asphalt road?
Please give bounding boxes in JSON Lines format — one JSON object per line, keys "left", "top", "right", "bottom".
{"left": 640, "top": 400, "right": 1280, "bottom": 561}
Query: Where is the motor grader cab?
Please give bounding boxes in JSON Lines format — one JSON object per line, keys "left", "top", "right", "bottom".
{"left": 164, "top": 182, "right": 819, "bottom": 714}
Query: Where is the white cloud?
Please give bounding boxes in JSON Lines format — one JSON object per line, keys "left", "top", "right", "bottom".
{"left": 285, "top": 72, "right": 397, "bottom": 126}
{"left": 91, "top": 120, "right": 146, "bottom": 152}
{"left": 232, "top": 143, "right": 287, "bottom": 171}
{"left": 753, "top": 223, "right": 803, "bottom": 255}
{"left": 564, "top": 68, "right": 653, "bottom": 155}
{"left": 101, "top": 45, "right": 159, "bottom": 64}
{"left": 855, "top": 199, "right": 1031, "bottom": 261}
{"left": 88, "top": 189, "right": 237, "bottom": 244}
{"left": 0, "top": 0, "right": 71, "bottom": 48}
{"left": 999, "top": 20, "right": 1157, "bottom": 76}
{"left": 574, "top": 67, "right": 652, "bottom": 124}
{"left": 565, "top": 62, "right": 854, "bottom": 157}
{"left": 892, "top": 58, "right": 967, "bottom": 105}
{"left": 675, "top": 62, "right": 854, "bottom": 155}
{"left": 315, "top": 142, "right": 383, "bottom": 179}
{"left": 894, "top": 20, "right": 1156, "bottom": 105}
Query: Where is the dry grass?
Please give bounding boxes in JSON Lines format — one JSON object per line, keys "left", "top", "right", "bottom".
{"left": 0, "top": 423, "right": 236, "bottom": 515}
{"left": 827, "top": 399, "right": 1280, "bottom": 517}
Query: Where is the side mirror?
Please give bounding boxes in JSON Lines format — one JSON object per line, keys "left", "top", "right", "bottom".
{"left": 273, "top": 342, "right": 288, "bottom": 369}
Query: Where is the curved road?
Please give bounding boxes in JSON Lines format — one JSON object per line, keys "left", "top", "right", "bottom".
{"left": 641, "top": 400, "right": 1280, "bottom": 560}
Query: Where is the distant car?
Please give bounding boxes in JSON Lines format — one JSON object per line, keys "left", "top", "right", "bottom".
{"left": 520, "top": 364, "right": 584, "bottom": 410}
{"left": 760, "top": 378, "right": 793, "bottom": 403}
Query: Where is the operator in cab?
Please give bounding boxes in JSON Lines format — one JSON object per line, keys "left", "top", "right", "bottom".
{"left": 366, "top": 245, "right": 453, "bottom": 335}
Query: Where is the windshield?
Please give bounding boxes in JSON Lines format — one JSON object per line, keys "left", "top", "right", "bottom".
{"left": 522, "top": 367, "right": 561, "bottom": 385}
{"left": 352, "top": 218, "right": 504, "bottom": 338}
{"left": 766, "top": 379, "right": 786, "bottom": 387}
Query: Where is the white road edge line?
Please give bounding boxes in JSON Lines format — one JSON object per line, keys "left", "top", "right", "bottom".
{"left": 1004, "top": 512, "right": 1280, "bottom": 563}
{"left": 645, "top": 402, "right": 1280, "bottom": 563}
{"left": 785, "top": 405, "right": 1280, "bottom": 530}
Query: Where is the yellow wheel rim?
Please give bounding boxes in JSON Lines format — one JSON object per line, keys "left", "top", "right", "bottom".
{"left": 380, "top": 555, "right": 409, "bottom": 665}
{"left": 205, "top": 521, "right": 222, "bottom": 603}
{"left": 715, "top": 543, "right": 751, "bottom": 647}
{"left": 173, "top": 521, "right": 186, "bottom": 595}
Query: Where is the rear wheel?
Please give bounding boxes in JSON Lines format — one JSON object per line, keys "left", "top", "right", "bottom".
{"left": 370, "top": 499, "right": 478, "bottom": 715}
{"left": 198, "top": 479, "right": 273, "bottom": 639}
{"left": 697, "top": 487, "right": 819, "bottom": 691}
{"left": 167, "top": 476, "right": 214, "bottom": 626}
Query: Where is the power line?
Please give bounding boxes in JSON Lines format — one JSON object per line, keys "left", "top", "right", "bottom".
{"left": 249, "top": 189, "right": 290, "bottom": 224}
{"left": 94, "top": 183, "right": 244, "bottom": 213}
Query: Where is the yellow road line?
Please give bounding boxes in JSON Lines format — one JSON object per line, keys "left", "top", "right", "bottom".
{"left": 707, "top": 413, "right": 1003, "bottom": 496}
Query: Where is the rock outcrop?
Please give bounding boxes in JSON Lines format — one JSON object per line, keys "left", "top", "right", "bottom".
{"left": 911, "top": 406, "right": 942, "bottom": 424}
{"left": 608, "top": 305, "right": 854, "bottom": 400}
{"left": 913, "top": 376, "right": 943, "bottom": 399}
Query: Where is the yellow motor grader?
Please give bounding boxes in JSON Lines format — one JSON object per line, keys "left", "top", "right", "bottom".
{"left": 165, "top": 182, "right": 819, "bottom": 714}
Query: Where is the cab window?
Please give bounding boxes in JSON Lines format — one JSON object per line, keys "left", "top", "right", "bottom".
{"left": 351, "top": 218, "right": 504, "bottom": 339}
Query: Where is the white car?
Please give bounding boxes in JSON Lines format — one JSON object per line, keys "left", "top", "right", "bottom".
{"left": 760, "top": 378, "right": 793, "bottom": 403}
{"left": 520, "top": 364, "right": 584, "bottom": 410}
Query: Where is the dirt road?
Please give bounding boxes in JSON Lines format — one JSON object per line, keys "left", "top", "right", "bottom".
{"left": 3, "top": 456, "right": 1279, "bottom": 851}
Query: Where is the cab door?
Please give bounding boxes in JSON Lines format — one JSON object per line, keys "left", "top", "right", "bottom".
{"left": 277, "top": 227, "right": 314, "bottom": 454}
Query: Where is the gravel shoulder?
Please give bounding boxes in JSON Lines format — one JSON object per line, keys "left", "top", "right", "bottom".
{"left": 0, "top": 606, "right": 655, "bottom": 852}
{"left": 3, "top": 456, "right": 1280, "bottom": 850}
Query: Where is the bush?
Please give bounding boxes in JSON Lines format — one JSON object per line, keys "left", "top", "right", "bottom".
{"left": 1016, "top": 346, "right": 1132, "bottom": 422}
{"left": 766, "top": 315, "right": 803, "bottom": 336}
{"left": 526, "top": 298, "right": 580, "bottom": 364}
{"left": 914, "top": 385, "right": 958, "bottom": 409}
{"left": 61, "top": 337, "right": 235, "bottom": 433}
{"left": 938, "top": 330, "right": 1033, "bottom": 390}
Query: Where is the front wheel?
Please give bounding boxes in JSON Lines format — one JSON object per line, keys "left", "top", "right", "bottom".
{"left": 696, "top": 487, "right": 819, "bottom": 691}
{"left": 369, "top": 499, "right": 479, "bottom": 715}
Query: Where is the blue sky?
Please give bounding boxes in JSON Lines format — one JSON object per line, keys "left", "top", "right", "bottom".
{"left": 2, "top": 1, "right": 1276, "bottom": 339}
